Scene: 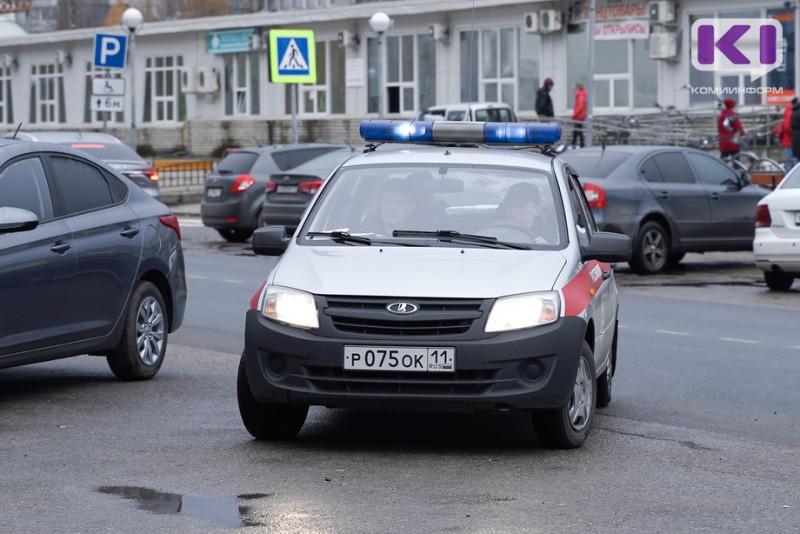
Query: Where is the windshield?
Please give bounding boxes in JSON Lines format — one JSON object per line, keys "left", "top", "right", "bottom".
{"left": 559, "top": 150, "right": 633, "bottom": 179}
{"left": 301, "top": 163, "right": 565, "bottom": 249}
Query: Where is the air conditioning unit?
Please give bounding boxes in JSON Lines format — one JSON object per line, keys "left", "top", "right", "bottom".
{"left": 524, "top": 12, "right": 540, "bottom": 34}
{"left": 428, "top": 23, "right": 449, "bottom": 42}
{"left": 337, "top": 30, "right": 359, "bottom": 48}
{"left": 539, "top": 9, "right": 563, "bottom": 33}
{"left": 180, "top": 67, "right": 196, "bottom": 93}
{"left": 197, "top": 66, "right": 219, "bottom": 94}
{"left": 649, "top": 32, "right": 678, "bottom": 59}
{"left": 648, "top": 1, "right": 675, "bottom": 24}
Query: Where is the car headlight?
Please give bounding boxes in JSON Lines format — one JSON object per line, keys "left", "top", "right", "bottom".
{"left": 262, "top": 285, "right": 319, "bottom": 330}
{"left": 485, "top": 292, "right": 560, "bottom": 333}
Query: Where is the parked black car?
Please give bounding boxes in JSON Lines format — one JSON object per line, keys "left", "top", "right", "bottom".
{"left": 259, "top": 147, "right": 356, "bottom": 232}
{"left": 201, "top": 144, "right": 350, "bottom": 242}
{"left": 560, "top": 146, "right": 770, "bottom": 273}
{"left": 0, "top": 139, "right": 186, "bottom": 380}
{"left": 2, "top": 131, "right": 161, "bottom": 198}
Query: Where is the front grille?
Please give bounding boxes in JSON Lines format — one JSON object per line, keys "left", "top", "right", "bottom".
{"left": 304, "top": 366, "right": 500, "bottom": 395}
{"left": 323, "top": 296, "right": 485, "bottom": 337}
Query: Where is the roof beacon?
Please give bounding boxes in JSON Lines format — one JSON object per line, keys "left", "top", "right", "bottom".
{"left": 360, "top": 120, "right": 561, "bottom": 146}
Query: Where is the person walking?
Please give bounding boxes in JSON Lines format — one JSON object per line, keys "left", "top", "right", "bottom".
{"left": 536, "top": 78, "right": 554, "bottom": 119}
{"left": 778, "top": 98, "right": 797, "bottom": 172}
{"left": 571, "top": 82, "right": 587, "bottom": 147}
{"left": 718, "top": 98, "right": 745, "bottom": 160}
{"left": 791, "top": 97, "right": 800, "bottom": 168}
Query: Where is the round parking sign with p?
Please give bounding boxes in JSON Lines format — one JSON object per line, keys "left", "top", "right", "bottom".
{"left": 94, "top": 34, "right": 128, "bottom": 70}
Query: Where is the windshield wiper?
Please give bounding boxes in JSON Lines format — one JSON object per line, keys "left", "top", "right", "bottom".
{"left": 306, "top": 231, "right": 372, "bottom": 245}
{"left": 392, "top": 229, "right": 529, "bottom": 250}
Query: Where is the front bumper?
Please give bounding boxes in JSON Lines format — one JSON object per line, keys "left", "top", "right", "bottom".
{"left": 243, "top": 309, "right": 586, "bottom": 412}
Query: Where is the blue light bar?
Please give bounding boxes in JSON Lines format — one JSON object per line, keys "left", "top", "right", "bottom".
{"left": 359, "top": 120, "right": 434, "bottom": 143}
{"left": 360, "top": 120, "right": 562, "bottom": 145}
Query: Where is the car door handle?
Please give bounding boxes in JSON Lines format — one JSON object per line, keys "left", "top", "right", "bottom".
{"left": 50, "top": 241, "right": 72, "bottom": 254}
{"left": 709, "top": 192, "right": 720, "bottom": 200}
{"left": 120, "top": 226, "right": 140, "bottom": 238}
{"left": 657, "top": 191, "right": 669, "bottom": 199}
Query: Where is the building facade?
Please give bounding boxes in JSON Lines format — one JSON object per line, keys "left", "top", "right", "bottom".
{"left": 0, "top": 0, "right": 796, "bottom": 155}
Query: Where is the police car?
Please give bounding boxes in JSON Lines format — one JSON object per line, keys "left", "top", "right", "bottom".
{"left": 239, "top": 120, "right": 631, "bottom": 449}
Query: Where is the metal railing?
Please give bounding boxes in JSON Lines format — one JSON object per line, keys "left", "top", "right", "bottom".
{"left": 154, "top": 160, "right": 213, "bottom": 189}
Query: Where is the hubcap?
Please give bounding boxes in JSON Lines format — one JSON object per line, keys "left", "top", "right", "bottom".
{"left": 136, "top": 296, "right": 165, "bottom": 366}
{"left": 642, "top": 230, "right": 666, "bottom": 269}
{"left": 568, "top": 358, "right": 593, "bottom": 431}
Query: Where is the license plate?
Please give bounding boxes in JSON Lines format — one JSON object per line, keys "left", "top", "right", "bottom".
{"left": 207, "top": 187, "right": 222, "bottom": 198}
{"left": 344, "top": 346, "right": 456, "bottom": 373}
{"left": 276, "top": 185, "right": 298, "bottom": 193}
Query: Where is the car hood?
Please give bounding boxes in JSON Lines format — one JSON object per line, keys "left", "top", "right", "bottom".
{"left": 271, "top": 245, "right": 567, "bottom": 298}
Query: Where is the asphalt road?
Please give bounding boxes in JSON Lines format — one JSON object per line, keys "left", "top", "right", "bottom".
{"left": 1, "top": 220, "right": 798, "bottom": 533}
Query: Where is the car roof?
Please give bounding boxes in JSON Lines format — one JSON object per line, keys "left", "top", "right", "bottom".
{"left": 234, "top": 143, "right": 352, "bottom": 154}
{"left": 342, "top": 145, "right": 554, "bottom": 173}
{"left": 2, "top": 130, "right": 125, "bottom": 144}
{"left": 423, "top": 102, "right": 513, "bottom": 112}
{"left": 0, "top": 138, "right": 113, "bottom": 161}
{"left": 564, "top": 145, "right": 704, "bottom": 155}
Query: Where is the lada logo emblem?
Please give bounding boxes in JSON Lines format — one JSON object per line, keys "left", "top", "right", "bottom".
{"left": 387, "top": 302, "right": 419, "bottom": 314}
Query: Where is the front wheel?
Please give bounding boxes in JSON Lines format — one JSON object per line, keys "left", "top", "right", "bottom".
{"left": 237, "top": 353, "right": 308, "bottom": 440}
{"left": 629, "top": 221, "right": 669, "bottom": 274}
{"left": 532, "top": 341, "right": 597, "bottom": 449}
{"left": 764, "top": 270, "right": 795, "bottom": 291}
{"left": 107, "top": 281, "right": 168, "bottom": 381}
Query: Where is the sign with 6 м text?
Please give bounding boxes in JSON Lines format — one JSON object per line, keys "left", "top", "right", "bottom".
{"left": 691, "top": 18, "right": 783, "bottom": 81}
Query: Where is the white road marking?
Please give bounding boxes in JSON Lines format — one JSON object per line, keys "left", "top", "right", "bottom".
{"left": 178, "top": 218, "right": 204, "bottom": 228}
{"left": 656, "top": 330, "right": 690, "bottom": 336}
{"left": 720, "top": 337, "right": 759, "bottom": 344}
{"left": 187, "top": 275, "right": 208, "bottom": 280}
{"left": 223, "top": 279, "right": 244, "bottom": 284}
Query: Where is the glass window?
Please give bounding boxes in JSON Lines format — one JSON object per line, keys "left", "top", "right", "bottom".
{"left": 143, "top": 55, "right": 185, "bottom": 123}
{"left": 767, "top": 7, "right": 796, "bottom": 103}
{"left": 367, "top": 37, "right": 379, "bottom": 114}
{"left": 417, "top": 35, "right": 436, "bottom": 112}
{"left": 685, "top": 153, "right": 740, "bottom": 187}
{"left": 460, "top": 30, "right": 479, "bottom": 103}
{"left": 518, "top": 32, "right": 540, "bottom": 111}
{"left": 48, "top": 156, "right": 115, "bottom": 214}
{"left": 0, "top": 157, "right": 53, "bottom": 219}
{"left": 0, "top": 64, "right": 13, "bottom": 124}
{"left": 218, "top": 151, "right": 259, "bottom": 174}
{"left": 29, "top": 64, "right": 64, "bottom": 124}
{"left": 652, "top": 153, "right": 695, "bottom": 184}
{"left": 224, "top": 52, "right": 260, "bottom": 116}
{"left": 639, "top": 157, "right": 664, "bottom": 183}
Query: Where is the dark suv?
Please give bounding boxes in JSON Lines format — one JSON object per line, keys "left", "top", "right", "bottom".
{"left": 201, "top": 144, "right": 348, "bottom": 242}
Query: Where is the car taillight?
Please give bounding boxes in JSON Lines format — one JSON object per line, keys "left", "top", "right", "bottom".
{"left": 159, "top": 214, "right": 182, "bottom": 240}
{"left": 755, "top": 204, "right": 771, "bottom": 228}
{"left": 142, "top": 168, "right": 160, "bottom": 182}
{"left": 230, "top": 173, "right": 256, "bottom": 193}
{"left": 266, "top": 180, "right": 277, "bottom": 193}
{"left": 298, "top": 180, "right": 323, "bottom": 195}
{"left": 583, "top": 182, "right": 607, "bottom": 208}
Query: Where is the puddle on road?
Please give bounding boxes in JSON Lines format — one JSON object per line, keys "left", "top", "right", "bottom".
{"left": 98, "top": 486, "right": 271, "bottom": 528}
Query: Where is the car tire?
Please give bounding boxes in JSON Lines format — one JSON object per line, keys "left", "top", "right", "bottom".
{"left": 106, "top": 281, "right": 168, "bottom": 381}
{"left": 764, "top": 270, "right": 794, "bottom": 291}
{"left": 218, "top": 228, "right": 253, "bottom": 242}
{"left": 532, "top": 341, "right": 596, "bottom": 449}
{"left": 629, "top": 221, "right": 669, "bottom": 274}
{"left": 237, "top": 353, "right": 308, "bottom": 440}
{"left": 596, "top": 322, "right": 617, "bottom": 408}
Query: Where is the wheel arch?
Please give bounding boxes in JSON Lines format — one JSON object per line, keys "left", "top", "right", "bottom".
{"left": 140, "top": 270, "right": 175, "bottom": 332}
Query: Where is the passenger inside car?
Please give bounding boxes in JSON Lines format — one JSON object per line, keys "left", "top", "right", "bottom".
{"left": 363, "top": 178, "right": 421, "bottom": 235}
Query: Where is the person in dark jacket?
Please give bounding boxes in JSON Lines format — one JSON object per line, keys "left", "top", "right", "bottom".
{"left": 718, "top": 98, "right": 745, "bottom": 160}
{"left": 535, "top": 78, "right": 554, "bottom": 119}
{"left": 791, "top": 98, "right": 800, "bottom": 165}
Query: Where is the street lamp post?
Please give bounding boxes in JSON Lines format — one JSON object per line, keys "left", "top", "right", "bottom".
{"left": 369, "top": 12, "right": 392, "bottom": 118}
{"left": 121, "top": 7, "right": 143, "bottom": 151}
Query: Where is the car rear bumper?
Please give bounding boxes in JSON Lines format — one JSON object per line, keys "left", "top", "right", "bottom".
{"left": 201, "top": 196, "right": 259, "bottom": 230}
{"left": 243, "top": 310, "right": 586, "bottom": 411}
{"left": 754, "top": 232, "right": 800, "bottom": 273}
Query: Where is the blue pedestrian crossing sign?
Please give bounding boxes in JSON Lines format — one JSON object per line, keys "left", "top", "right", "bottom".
{"left": 93, "top": 33, "right": 128, "bottom": 70}
{"left": 269, "top": 29, "right": 316, "bottom": 84}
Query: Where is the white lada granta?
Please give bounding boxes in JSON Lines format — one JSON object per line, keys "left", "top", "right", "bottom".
{"left": 238, "top": 120, "right": 631, "bottom": 449}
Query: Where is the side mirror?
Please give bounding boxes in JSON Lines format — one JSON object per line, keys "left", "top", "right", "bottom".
{"left": 0, "top": 207, "right": 40, "bottom": 234}
{"left": 580, "top": 231, "right": 631, "bottom": 263}
{"left": 252, "top": 226, "right": 290, "bottom": 256}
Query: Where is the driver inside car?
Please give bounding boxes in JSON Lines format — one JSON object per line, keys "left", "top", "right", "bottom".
{"left": 494, "top": 181, "right": 557, "bottom": 244}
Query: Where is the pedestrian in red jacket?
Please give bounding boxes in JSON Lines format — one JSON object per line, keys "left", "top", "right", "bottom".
{"left": 718, "top": 98, "right": 745, "bottom": 160}
{"left": 777, "top": 99, "right": 796, "bottom": 171}
{"left": 571, "top": 83, "right": 587, "bottom": 147}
